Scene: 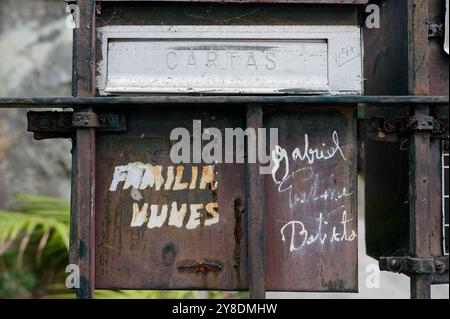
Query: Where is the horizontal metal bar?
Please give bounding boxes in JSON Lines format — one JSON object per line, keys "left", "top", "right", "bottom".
{"left": 0, "top": 95, "right": 448, "bottom": 109}
{"left": 66, "top": 0, "right": 369, "bottom": 4}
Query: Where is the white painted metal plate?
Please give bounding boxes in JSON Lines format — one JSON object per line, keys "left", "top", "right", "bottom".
{"left": 97, "top": 26, "right": 362, "bottom": 95}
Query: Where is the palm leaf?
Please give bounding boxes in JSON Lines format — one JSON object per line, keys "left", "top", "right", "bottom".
{"left": 0, "top": 195, "right": 70, "bottom": 266}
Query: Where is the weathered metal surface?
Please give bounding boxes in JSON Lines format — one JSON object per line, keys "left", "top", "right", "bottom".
{"left": 408, "top": 0, "right": 430, "bottom": 96}
{"left": 177, "top": 259, "right": 224, "bottom": 273}
{"left": 379, "top": 256, "right": 449, "bottom": 275}
{"left": 1, "top": 96, "right": 448, "bottom": 109}
{"left": 246, "top": 106, "right": 266, "bottom": 298}
{"left": 264, "top": 106, "right": 358, "bottom": 292}
{"left": 92, "top": 0, "right": 368, "bottom": 3}
{"left": 94, "top": 107, "right": 248, "bottom": 290}
{"left": 95, "top": 2, "right": 361, "bottom": 28}
{"left": 428, "top": 0, "right": 449, "bottom": 269}
{"left": 26, "top": 111, "right": 127, "bottom": 140}
{"left": 93, "top": 105, "right": 358, "bottom": 292}
{"left": 360, "top": 116, "right": 449, "bottom": 142}
{"left": 409, "top": 105, "right": 432, "bottom": 299}
{"left": 97, "top": 25, "right": 362, "bottom": 95}
{"left": 408, "top": 0, "right": 450, "bottom": 297}
{"left": 428, "top": 0, "right": 449, "bottom": 97}
{"left": 72, "top": 0, "right": 97, "bottom": 299}
{"left": 76, "top": 126, "right": 96, "bottom": 298}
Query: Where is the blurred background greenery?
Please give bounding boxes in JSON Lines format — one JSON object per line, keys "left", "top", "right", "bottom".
{"left": 0, "top": 195, "right": 247, "bottom": 299}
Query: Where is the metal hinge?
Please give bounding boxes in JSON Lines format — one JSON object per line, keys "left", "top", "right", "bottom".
{"left": 379, "top": 256, "right": 449, "bottom": 275}
{"left": 428, "top": 23, "right": 445, "bottom": 38}
{"left": 27, "top": 111, "right": 127, "bottom": 140}
{"left": 360, "top": 116, "right": 449, "bottom": 142}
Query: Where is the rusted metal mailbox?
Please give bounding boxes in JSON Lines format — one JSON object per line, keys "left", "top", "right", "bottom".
{"left": 0, "top": 0, "right": 376, "bottom": 298}
{"left": 0, "top": 0, "right": 448, "bottom": 300}
{"left": 62, "top": 0, "right": 366, "bottom": 297}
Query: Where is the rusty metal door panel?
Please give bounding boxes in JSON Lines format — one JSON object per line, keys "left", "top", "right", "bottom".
{"left": 96, "top": 2, "right": 361, "bottom": 28}
{"left": 95, "top": 107, "right": 248, "bottom": 290}
{"left": 93, "top": 105, "right": 358, "bottom": 292}
{"left": 264, "top": 106, "right": 358, "bottom": 292}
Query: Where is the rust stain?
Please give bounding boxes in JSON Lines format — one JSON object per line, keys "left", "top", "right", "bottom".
{"left": 162, "top": 243, "right": 176, "bottom": 267}
{"left": 177, "top": 259, "right": 223, "bottom": 273}
{"left": 233, "top": 198, "right": 243, "bottom": 284}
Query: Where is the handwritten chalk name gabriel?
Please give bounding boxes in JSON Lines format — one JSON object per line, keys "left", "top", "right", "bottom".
{"left": 271, "top": 130, "right": 347, "bottom": 184}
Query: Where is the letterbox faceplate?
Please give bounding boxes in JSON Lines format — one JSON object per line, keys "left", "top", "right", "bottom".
{"left": 97, "top": 26, "right": 362, "bottom": 95}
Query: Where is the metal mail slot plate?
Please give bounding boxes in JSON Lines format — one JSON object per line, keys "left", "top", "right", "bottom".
{"left": 97, "top": 26, "right": 362, "bottom": 95}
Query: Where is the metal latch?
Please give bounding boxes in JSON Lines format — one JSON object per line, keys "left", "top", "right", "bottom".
{"left": 379, "top": 256, "right": 449, "bottom": 275}
{"left": 27, "top": 111, "right": 127, "bottom": 140}
{"left": 428, "top": 23, "right": 445, "bottom": 38}
{"left": 360, "top": 116, "right": 449, "bottom": 142}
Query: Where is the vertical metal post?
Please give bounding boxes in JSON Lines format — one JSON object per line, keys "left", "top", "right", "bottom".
{"left": 246, "top": 105, "right": 266, "bottom": 299}
{"left": 407, "top": 0, "right": 429, "bottom": 96}
{"left": 75, "top": 123, "right": 96, "bottom": 299}
{"left": 72, "top": 0, "right": 96, "bottom": 299}
{"left": 409, "top": 105, "right": 432, "bottom": 299}
{"left": 407, "top": 0, "right": 431, "bottom": 299}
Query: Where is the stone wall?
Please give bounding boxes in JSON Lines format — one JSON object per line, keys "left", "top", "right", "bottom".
{"left": 0, "top": 0, "right": 72, "bottom": 208}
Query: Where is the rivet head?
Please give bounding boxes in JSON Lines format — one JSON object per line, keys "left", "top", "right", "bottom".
{"left": 39, "top": 117, "right": 49, "bottom": 129}
{"left": 390, "top": 259, "right": 402, "bottom": 272}
{"left": 434, "top": 261, "right": 445, "bottom": 273}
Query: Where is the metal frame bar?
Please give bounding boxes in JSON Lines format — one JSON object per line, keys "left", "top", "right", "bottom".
{"left": 72, "top": 0, "right": 97, "bottom": 299}
{"left": 409, "top": 105, "right": 432, "bottom": 299}
{"left": 66, "top": 0, "right": 369, "bottom": 4}
{"left": 246, "top": 105, "right": 266, "bottom": 299}
{"left": 0, "top": 96, "right": 448, "bottom": 109}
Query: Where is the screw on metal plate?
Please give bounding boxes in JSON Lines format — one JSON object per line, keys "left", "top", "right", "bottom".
{"left": 98, "top": 114, "right": 119, "bottom": 128}
{"left": 389, "top": 258, "right": 402, "bottom": 272}
{"left": 434, "top": 261, "right": 445, "bottom": 274}
{"left": 38, "top": 117, "right": 49, "bottom": 129}
{"left": 428, "top": 23, "right": 444, "bottom": 38}
{"left": 407, "top": 115, "right": 435, "bottom": 131}
{"left": 62, "top": 115, "right": 72, "bottom": 128}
